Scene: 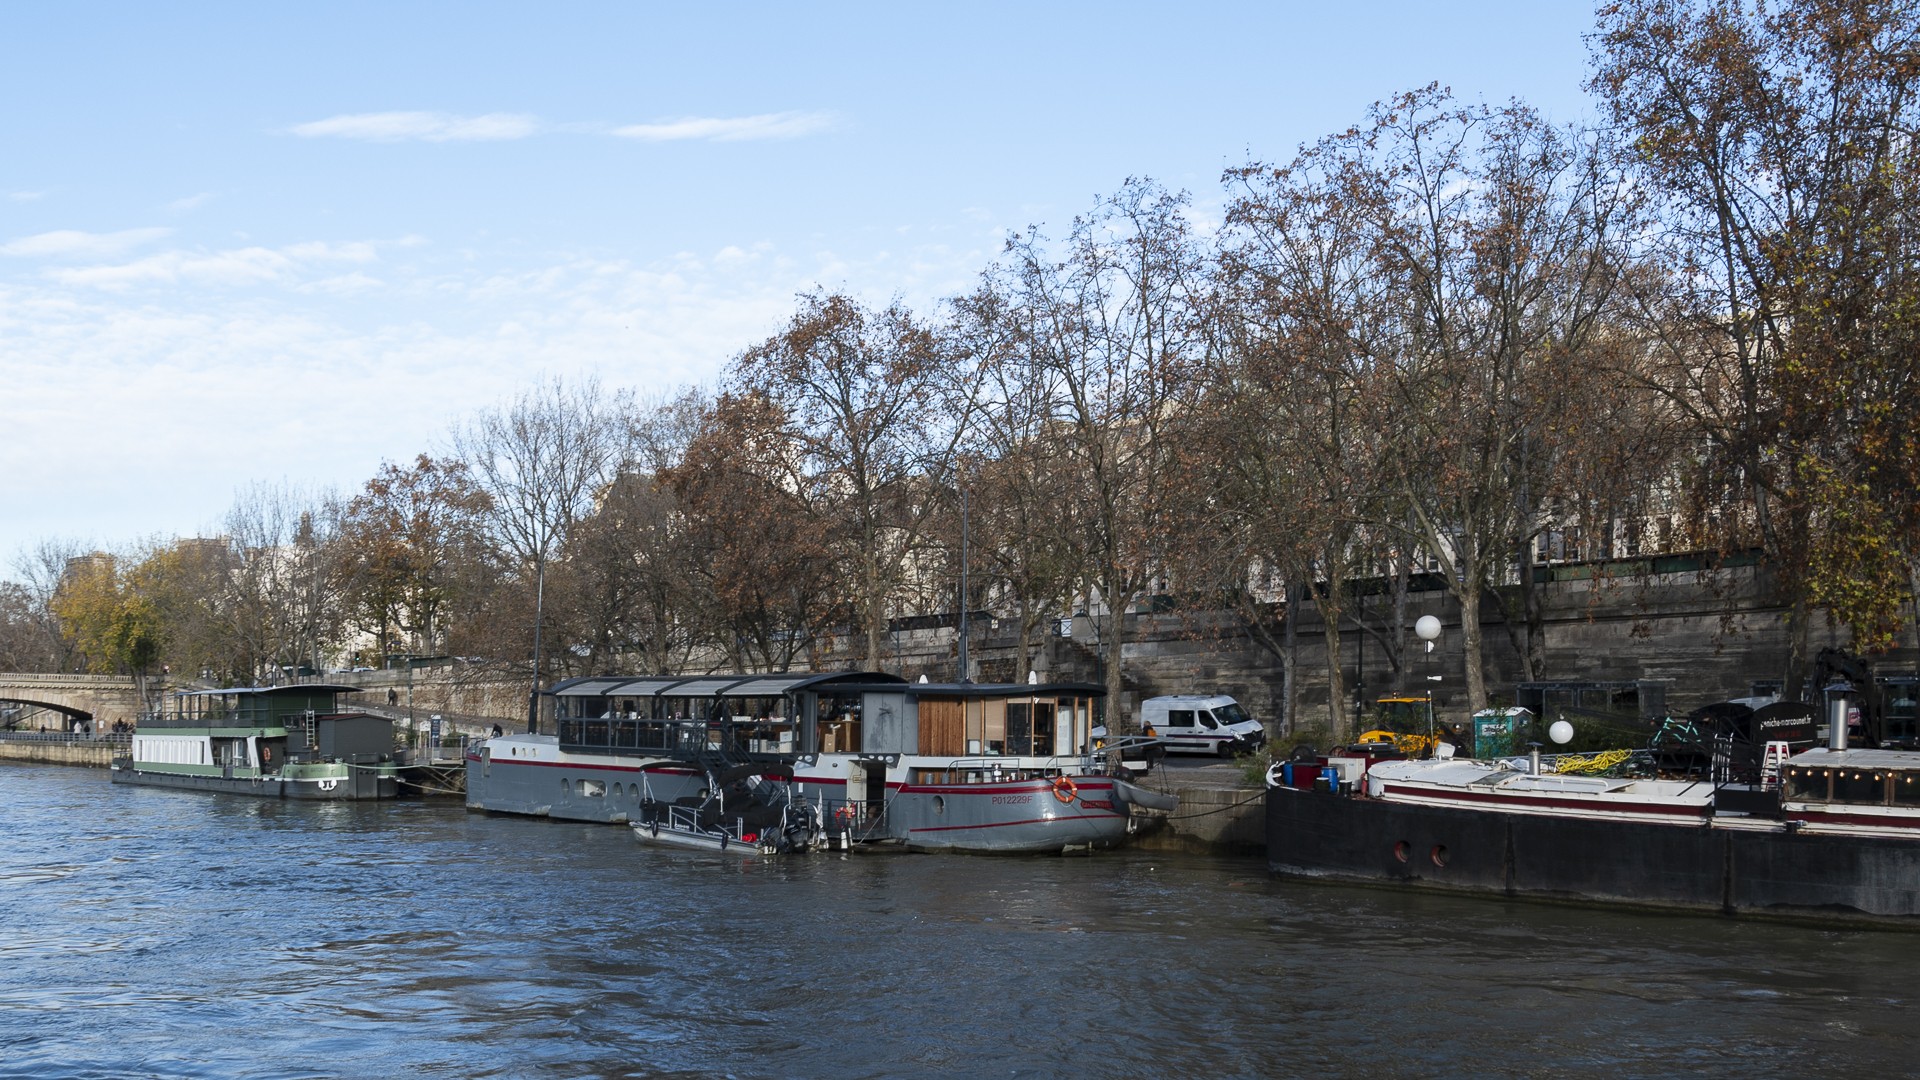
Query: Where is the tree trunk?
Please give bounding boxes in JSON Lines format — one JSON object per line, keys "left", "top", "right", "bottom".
{"left": 1282, "top": 582, "right": 1301, "bottom": 740}
{"left": 1318, "top": 583, "right": 1349, "bottom": 744}
{"left": 1782, "top": 592, "right": 1810, "bottom": 702}
{"left": 1518, "top": 547, "right": 1545, "bottom": 682}
{"left": 1458, "top": 582, "right": 1489, "bottom": 714}
{"left": 1388, "top": 557, "right": 1411, "bottom": 695}
{"left": 865, "top": 552, "right": 885, "bottom": 673}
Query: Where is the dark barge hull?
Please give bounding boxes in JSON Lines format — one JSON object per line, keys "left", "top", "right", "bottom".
{"left": 110, "top": 766, "right": 397, "bottom": 800}
{"left": 1266, "top": 787, "right": 1920, "bottom": 920}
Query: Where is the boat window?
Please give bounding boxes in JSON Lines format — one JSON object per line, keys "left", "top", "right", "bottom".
{"left": 1833, "top": 769, "right": 1885, "bottom": 805}
{"left": 580, "top": 779, "right": 606, "bottom": 798}
{"left": 1008, "top": 704, "right": 1033, "bottom": 755}
{"left": 1897, "top": 773, "right": 1920, "bottom": 807}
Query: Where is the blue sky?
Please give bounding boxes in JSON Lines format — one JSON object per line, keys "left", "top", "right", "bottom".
{"left": 0, "top": 2, "right": 1599, "bottom": 568}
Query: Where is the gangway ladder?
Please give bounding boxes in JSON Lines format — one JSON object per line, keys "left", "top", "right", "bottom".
{"left": 303, "top": 710, "right": 317, "bottom": 756}
{"left": 1760, "top": 740, "right": 1792, "bottom": 788}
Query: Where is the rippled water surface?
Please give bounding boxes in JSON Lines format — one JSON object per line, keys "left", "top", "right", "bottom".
{"left": 4, "top": 763, "right": 1918, "bottom": 1079}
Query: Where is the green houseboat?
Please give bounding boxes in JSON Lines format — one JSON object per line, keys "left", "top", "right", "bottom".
{"left": 111, "top": 683, "right": 400, "bottom": 800}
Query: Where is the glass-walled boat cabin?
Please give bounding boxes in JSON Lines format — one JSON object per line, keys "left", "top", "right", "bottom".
{"left": 551, "top": 672, "right": 904, "bottom": 759}
{"left": 551, "top": 673, "right": 1103, "bottom": 764}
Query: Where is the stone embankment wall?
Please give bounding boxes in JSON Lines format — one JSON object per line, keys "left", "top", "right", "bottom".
{"left": 0, "top": 737, "right": 121, "bottom": 768}
{"left": 288, "top": 561, "right": 1918, "bottom": 739}
{"left": 866, "top": 563, "right": 1919, "bottom": 732}
{"left": 1136, "top": 779, "right": 1266, "bottom": 854}
{"left": 324, "top": 668, "right": 532, "bottom": 725}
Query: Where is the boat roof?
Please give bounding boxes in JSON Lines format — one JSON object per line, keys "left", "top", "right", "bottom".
{"left": 172, "top": 683, "right": 360, "bottom": 698}
{"left": 550, "top": 671, "right": 904, "bottom": 699}
{"left": 857, "top": 680, "right": 1106, "bottom": 699}
{"left": 1786, "top": 747, "right": 1920, "bottom": 770}
{"left": 548, "top": 673, "right": 1100, "bottom": 701}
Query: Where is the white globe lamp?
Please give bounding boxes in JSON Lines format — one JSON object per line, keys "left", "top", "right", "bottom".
{"left": 1549, "top": 720, "right": 1575, "bottom": 745}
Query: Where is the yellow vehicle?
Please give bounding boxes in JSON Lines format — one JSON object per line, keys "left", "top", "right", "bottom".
{"left": 1354, "top": 728, "right": 1440, "bottom": 757}
{"left": 1373, "top": 697, "right": 1432, "bottom": 730}
{"left": 1356, "top": 696, "right": 1440, "bottom": 757}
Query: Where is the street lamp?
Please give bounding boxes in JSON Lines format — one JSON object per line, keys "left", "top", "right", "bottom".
{"left": 1415, "top": 616, "right": 1442, "bottom": 747}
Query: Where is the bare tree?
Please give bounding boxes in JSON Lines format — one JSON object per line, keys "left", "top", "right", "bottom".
{"left": 219, "top": 481, "right": 348, "bottom": 682}
{"left": 337, "top": 455, "right": 492, "bottom": 659}
{"left": 1594, "top": 0, "right": 1920, "bottom": 682}
{"left": 1001, "top": 178, "right": 1205, "bottom": 729}
{"left": 454, "top": 375, "right": 634, "bottom": 728}
{"left": 552, "top": 388, "right": 715, "bottom": 676}
{"left": 1212, "top": 136, "right": 1403, "bottom": 741}
{"left": 730, "top": 292, "right": 976, "bottom": 670}
{"left": 1352, "top": 89, "right": 1641, "bottom": 711}
{"left": 665, "top": 391, "right": 846, "bottom": 671}
{"left": 7, "top": 538, "right": 90, "bottom": 673}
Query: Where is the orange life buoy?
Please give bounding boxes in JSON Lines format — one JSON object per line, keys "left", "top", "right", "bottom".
{"left": 1052, "top": 775, "right": 1078, "bottom": 804}
{"left": 835, "top": 804, "right": 856, "bottom": 822}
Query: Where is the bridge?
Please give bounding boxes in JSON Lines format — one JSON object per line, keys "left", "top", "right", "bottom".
{"left": 0, "top": 673, "right": 151, "bottom": 732}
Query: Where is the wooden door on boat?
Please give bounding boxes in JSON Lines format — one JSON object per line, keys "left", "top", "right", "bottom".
{"left": 919, "top": 698, "right": 965, "bottom": 757}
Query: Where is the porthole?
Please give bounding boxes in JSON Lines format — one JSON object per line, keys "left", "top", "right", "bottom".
{"left": 1430, "top": 845, "right": 1450, "bottom": 868}
{"left": 1392, "top": 841, "right": 1410, "bottom": 863}
{"left": 933, "top": 796, "right": 945, "bottom": 815}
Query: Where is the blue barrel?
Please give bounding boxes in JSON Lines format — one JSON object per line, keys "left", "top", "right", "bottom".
{"left": 1281, "top": 762, "right": 1295, "bottom": 786}
{"left": 1321, "top": 766, "right": 1339, "bottom": 792}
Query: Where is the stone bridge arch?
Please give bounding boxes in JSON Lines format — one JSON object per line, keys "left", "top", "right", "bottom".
{"left": 0, "top": 697, "right": 94, "bottom": 726}
{"left": 0, "top": 674, "right": 147, "bottom": 731}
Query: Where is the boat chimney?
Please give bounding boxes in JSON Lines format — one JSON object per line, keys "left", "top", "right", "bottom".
{"left": 1828, "top": 694, "right": 1850, "bottom": 752}
{"left": 1527, "top": 742, "right": 1541, "bottom": 776}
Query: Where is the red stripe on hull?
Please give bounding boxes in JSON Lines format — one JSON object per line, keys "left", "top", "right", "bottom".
{"left": 479, "top": 757, "right": 700, "bottom": 776}
{"left": 907, "top": 812, "right": 1126, "bottom": 834}
{"left": 1378, "top": 783, "right": 1709, "bottom": 818}
{"left": 1788, "top": 808, "right": 1920, "bottom": 830}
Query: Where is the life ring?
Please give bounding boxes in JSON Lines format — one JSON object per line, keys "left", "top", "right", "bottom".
{"left": 835, "top": 804, "right": 857, "bottom": 822}
{"left": 1052, "top": 776, "right": 1078, "bottom": 804}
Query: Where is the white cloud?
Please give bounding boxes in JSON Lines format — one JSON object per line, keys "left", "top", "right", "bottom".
{"left": 0, "top": 227, "right": 173, "bottom": 259}
{"left": 611, "top": 111, "right": 838, "bottom": 142}
{"left": 289, "top": 111, "right": 540, "bottom": 142}
{"left": 300, "top": 272, "right": 385, "bottom": 296}
{"left": 0, "top": 233, "right": 989, "bottom": 563}
{"left": 44, "top": 238, "right": 382, "bottom": 290}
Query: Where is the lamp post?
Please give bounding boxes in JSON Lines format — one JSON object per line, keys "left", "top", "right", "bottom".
{"left": 957, "top": 472, "right": 971, "bottom": 684}
{"left": 1415, "top": 615, "right": 1442, "bottom": 746}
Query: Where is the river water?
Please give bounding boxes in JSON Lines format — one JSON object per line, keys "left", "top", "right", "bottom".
{"left": 3, "top": 763, "right": 1916, "bottom": 1079}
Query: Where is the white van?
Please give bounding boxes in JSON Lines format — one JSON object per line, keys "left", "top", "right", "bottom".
{"left": 1140, "top": 695, "right": 1265, "bottom": 756}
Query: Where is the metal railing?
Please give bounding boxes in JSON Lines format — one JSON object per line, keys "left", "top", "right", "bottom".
{"left": 0, "top": 731, "right": 132, "bottom": 748}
